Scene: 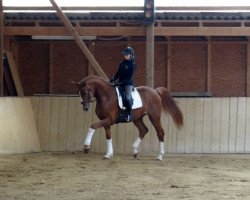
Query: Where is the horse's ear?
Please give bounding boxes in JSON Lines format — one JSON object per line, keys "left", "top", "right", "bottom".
{"left": 71, "top": 81, "right": 80, "bottom": 87}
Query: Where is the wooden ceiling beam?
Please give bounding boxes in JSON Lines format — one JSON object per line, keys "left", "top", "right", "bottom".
{"left": 4, "top": 26, "right": 250, "bottom": 36}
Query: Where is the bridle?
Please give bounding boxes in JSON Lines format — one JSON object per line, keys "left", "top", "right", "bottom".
{"left": 79, "top": 87, "right": 95, "bottom": 104}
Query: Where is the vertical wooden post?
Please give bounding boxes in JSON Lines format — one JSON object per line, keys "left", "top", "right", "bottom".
{"left": 0, "top": 0, "right": 3, "bottom": 96}
{"left": 206, "top": 36, "right": 211, "bottom": 93}
{"left": 49, "top": 0, "right": 108, "bottom": 81}
{"left": 146, "top": 23, "right": 154, "bottom": 88}
{"left": 88, "top": 43, "right": 95, "bottom": 76}
{"left": 166, "top": 37, "right": 171, "bottom": 90}
{"left": 49, "top": 43, "right": 54, "bottom": 93}
{"left": 247, "top": 37, "right": 250, "bottom": 96}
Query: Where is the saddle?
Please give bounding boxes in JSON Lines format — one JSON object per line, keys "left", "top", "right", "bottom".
{"left": 115, "top": 86, "right": 142, "bottom": 123}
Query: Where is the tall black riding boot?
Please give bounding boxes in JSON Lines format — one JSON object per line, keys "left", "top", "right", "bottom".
{"left": 126, "top": 99, "right": 133, "bottom": 122}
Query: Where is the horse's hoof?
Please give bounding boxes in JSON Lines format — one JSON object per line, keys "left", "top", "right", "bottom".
{"left": 133, "top": 153, "right": 138, "bottom": 159}
{"left": 84, "top": 145, "right": 90, "bottom": 154}
{"left": 156, "top": 155, "right": 163, "bottom": 161}
{"left": 103, "top": 154, "right": 113, "bottom": 160}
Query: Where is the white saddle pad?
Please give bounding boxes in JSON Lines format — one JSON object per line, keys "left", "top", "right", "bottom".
{"left": 115, "top": 87, "right": 142, "bottom": 110}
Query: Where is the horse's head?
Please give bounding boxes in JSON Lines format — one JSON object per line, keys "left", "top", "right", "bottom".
{"left": 71, "top": 80, "right": 95, "bottom": 111}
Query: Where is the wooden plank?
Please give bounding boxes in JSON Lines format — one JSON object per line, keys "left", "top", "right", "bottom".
{"left": 49, "top": 97, "right": 59, "bottom": 151}
{"left": 91, "top": 104, "right": 100, "bottom": 153}
{"left": 228, "top": 98, "right": 238, "bottom": 153}
{"left": 13, "top": 98, "right": 40, "bottom": 152}
{"left": 36, "top": 97, "right": 44, "bottom": 148}
{"left": 155, "top": 27, "right": 250, "bottom": 36}
{"left": 193, "top": 98, "right": 204, "bottom": 153}
{"left": 97, "top": 126, "right": 105, "bottom": 154}
{"left": 2, "top": 98, "right": 19, "bottom": 152}
{"left": 236, "top": 98, "right": 246, "bottom": 153}
{"left": 116, "top": 123, "right": 126, "bottom": 154}
{"left": 211, "top": 98, "right": 221, "bottom": 153}
{"left": 30, "top": 96, "right": 40, "bottom": 127}
{"left": 245, "top": 98, "right": 250, "bottom": 153}
{"left": 176, "top": 98, "right": 186, "bottom": 153}
{"left": 49, "top": 0, "right": 108, "bottom": 80}
{"left": 167, "top": 107, "right": 177, "bottom": 153}
{"left": 141, "top": 115, "right": 152, "bottom": 154}
{"left": 82, "top": 102, "right": 95, "bottom": 151}
{"left": 110, "top": 124, "right": 118, "bottom": 155}
{"left": 0, "top": 98, "right": 40, "bottom": 153}
{"left": 66, "top": 97, "right": 77, "bottom": 151}
{"left": 185, "top": 98, "right": 195, "bottom": 153}
{"left": 57, "top": 97, "right": 68, "bottom": 151}
{"left": 202, "top": 98, "right": 212, "bottom": 153}
{"left": 151, "top": 114, "right": 160, "bottom": 154}
{"left": 74, "top": 99, "right": 85, "bottom": 151}
{"left": 125, "top": 122, "right": 136, "bottom": 154}
{"left": 5, "top": 26, "right": 250, "bottom": 37}
{"left": 40, "top": 97, "right": 51, "bottom": 151}
{"left": 4, "top": 27, "right": 146, "bottom": 36}
{"left": 5, "top": 51, "right": 24, "bottom": 96}
{"left": 220, "top": 98, "right": 229, "bottom": 153}
{"left": 146, "top": 24, "right": 154, "bottom": 88}
{"left": 171, "top": 92, "right": 212, "bottom": 97}
{"left": 0, "top": 98, "right": 15, "bottom": 152}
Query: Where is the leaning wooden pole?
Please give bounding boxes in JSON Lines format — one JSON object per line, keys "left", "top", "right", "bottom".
{"left": 49, "top": 0, "right": 108, "bottom": 81}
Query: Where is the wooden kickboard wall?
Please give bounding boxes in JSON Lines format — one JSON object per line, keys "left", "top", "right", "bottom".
{"left": 0, "top": 97, "right": 40, "bottom": 154}
{"left": 30, "top": 96, "right": 250, "bottom": 154}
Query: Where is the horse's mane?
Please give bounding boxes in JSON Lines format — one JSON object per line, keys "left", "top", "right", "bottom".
{"left": 78, "top": 75, "right": 108, "bottom": 87}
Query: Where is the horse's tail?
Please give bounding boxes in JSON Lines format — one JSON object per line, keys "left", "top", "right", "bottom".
{"left": 155, "top": 87, "right": 184, "bottom": 129}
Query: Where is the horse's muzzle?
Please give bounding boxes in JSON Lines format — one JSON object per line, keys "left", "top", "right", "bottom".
{"left": 82, "top": 103, "right": 90, "bottom": 111}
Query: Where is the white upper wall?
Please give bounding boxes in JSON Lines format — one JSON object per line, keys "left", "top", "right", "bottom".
{"left": 3, "top": 0, "right": 250, "bottom": 7}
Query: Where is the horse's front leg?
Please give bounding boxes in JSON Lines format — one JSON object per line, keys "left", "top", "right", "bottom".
{"left": 84, "top": 118, "right": 111, "bottom": 154}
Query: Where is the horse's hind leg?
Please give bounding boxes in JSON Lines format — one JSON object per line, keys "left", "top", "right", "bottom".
{"left": 132, "top": 117, "right": 149, "bottom": 158}
{"left": 149, "top": 116, "right": 165, "bottom": 161}
{"left": 103, "top": 126, "right": 113, "bottom": 159}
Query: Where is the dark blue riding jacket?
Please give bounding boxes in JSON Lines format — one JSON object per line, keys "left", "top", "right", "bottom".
{"left": 112, "top": 58, "right": 136, "bottom": 86}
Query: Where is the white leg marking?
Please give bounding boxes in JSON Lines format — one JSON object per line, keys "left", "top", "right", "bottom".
{"left": 132, "top": 137, "right": 142, "bottom": 155}
{"left": 84, "top": 128, "right": 95, "bottom": 146}
{"left": 104, "top": 139, "right": 113, "bottom": 159}
{"left": 157, "top": 141, "right": 165, "bottom": 161}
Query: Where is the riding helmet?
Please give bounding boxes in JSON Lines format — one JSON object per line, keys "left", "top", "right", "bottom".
{"left": 122, "top": 47, "right": 135, "bottom": 58}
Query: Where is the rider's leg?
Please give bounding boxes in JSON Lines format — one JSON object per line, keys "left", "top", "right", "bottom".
{"left": 124, "top": 85, "right": 133, "bottom": 121}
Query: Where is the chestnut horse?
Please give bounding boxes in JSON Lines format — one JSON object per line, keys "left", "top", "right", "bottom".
{"left": 72, "top": 76, "right": 183, "bottom": 160}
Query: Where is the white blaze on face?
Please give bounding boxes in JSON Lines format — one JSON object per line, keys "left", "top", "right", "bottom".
{"left": 79, "top": 91, "right": 83, "bottom": 103}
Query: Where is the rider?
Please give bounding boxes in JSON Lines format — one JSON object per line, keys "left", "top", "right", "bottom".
{"left": 110, "top": 47, "right": 137, "bottom": 122}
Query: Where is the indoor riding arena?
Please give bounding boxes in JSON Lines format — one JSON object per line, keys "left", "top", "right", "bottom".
{"left": 1, "top": 1, "right": 250, "bottom": 200}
